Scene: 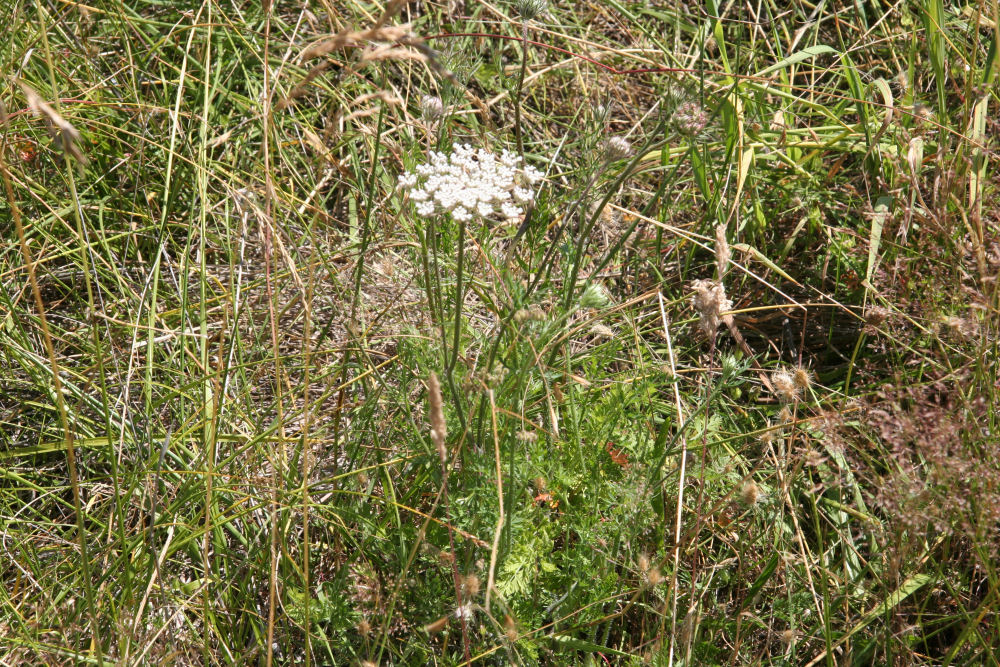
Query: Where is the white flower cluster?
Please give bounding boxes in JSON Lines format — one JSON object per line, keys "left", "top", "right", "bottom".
{"left": 398, "top": 144, "right": 543, "bottom": 223}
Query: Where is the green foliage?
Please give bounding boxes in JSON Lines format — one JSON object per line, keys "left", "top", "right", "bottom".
{"left": 1, "top": 0, "right": 997, "bottom": 664}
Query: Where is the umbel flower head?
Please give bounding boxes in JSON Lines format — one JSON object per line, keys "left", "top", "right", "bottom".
{"left": 398, "top": 144, "right": 544, "bottom": 223}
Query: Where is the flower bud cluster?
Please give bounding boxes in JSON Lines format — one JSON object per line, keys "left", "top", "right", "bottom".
{"left": 398, "top": 144, "right": 543, "bottom": 223}
{"left": 674, "top": 101, "right": 708, "bottom": 136}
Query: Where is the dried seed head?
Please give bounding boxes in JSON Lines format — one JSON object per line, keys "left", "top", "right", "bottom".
{"left": 865, "top": 306, "right": 890, "bottom": 328}
{"left": 423, "top": 616, "right": 449, "bottom": 634}
{"left": 792, "top": 367, "right": 812, "bottom": 391}
{"left": 357, "top": 619, "right": 372, "bottom": 636}
{"left": 772, "top": 370, "right": 800, "bottom": 403}
{"left": 637, "top": 554, "right": 650, "bottom": 574}
{"left": 714, "top": 224, "right": 730, "bottom": 280}
{"left": 647, "top": 567, "right": 664, "bottom": 586}
{"left": 777, "top": 406, "right": 793, "bottom": 424}
{"left": 18, "top": 81, "right": 88, "bottom": 167}
{"left": 602, "top": 136, "right": 632, "bottom": 161}
{"left": 590, "top": 323, "right": 615, "bottom": 338}
{"left": 913, "top": 102, "right": 934, "bottom": 123}
{"left": 740, "top": 480, "right": 760, "bottom": 505}
{"left": 941, "top": 315, "right": 979, "bottom": 340}
{"left": 690, "top": 279, "right": 733, "bottom": 342}
{"left": 515, "top": 429, "right": 538, "bottom": 443}
{"left": 906, "top": 136, "right": 924, "bottom": 176}
{"left": 427, "top": 372, "right": 447, "bottom": 463}
{"left": 504, "top": 615, "right": 518, "bottom": 641}
{"left": 462, "top": 574, "right": 481, "bottom": 598}
{"left": 420, "top": 94, "right": 445, "bottom": 122}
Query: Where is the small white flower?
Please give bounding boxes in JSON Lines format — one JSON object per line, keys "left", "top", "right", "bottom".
{"left": 501, "top": 202, "right": 523, "bottom": 221}
{"left": 512, "top": 186, "right": 533, "bottom": 203}
{"left": 397, "top": 146, "right": 543, "bottom": 222}
{"left": 523, "top": 165, "right": 544, "bottom": 183}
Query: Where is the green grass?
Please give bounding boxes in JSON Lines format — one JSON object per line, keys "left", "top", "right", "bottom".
{"left": 1, "top": 0, "right": 998, "bottom": 664}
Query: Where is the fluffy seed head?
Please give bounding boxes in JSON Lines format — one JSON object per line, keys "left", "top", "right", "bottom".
{"left": 515, "top": 429, "right": 538, "bottom": 443}
{"left": 504, "top": 615, "right": 518, "bottom": 641}
{"left": 514, "top": 0, "right": 548, "bottom": 20}
{"left": 420, "top": 94, "right": 444, "bottom": 122}
{"left": 602, "top": 136, "right": 632, "bottom": 161}
{"left": 579, "top": 283, "right": 610, "bottom": 310}
{"left": 772, "top": 370, "right": 800, "bottom": 403}
{"left": 462, "top": 574, "right": 481, "bottom": 598}
{"left": 792, "top": 367, "right": 812, "bottom": 391}
{"left": 740, "top": 480, "right": 760, "bottom": 505}
{"left": 637, "top": 554, "right": 650, "bottom": 574}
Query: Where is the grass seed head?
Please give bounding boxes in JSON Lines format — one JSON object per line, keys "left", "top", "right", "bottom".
{"left": 427, "top": 372, "right": 447, "bottom": 463}
{"left": 18, "top": 81, "right": 89, "bottom": 167}
{"left": 590, "top": 323, "right": 614, "bottom": 338}
{"left": 714, "top": 224, "right": 730, "bottom": 280}
{"left": 690, "top": 279, "right": 733, "bottom": 341}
